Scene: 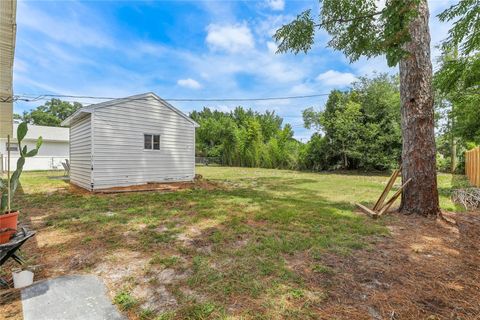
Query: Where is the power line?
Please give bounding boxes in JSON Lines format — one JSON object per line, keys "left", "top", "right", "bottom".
{"left": 10, "top": 92, "right": 331, "bottom": 103}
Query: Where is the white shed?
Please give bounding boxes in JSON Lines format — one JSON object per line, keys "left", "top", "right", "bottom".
{"left": 61, "top": 92, "right": 199, "bottom": 191}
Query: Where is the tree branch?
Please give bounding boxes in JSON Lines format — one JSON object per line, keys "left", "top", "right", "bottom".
{"left": 315, "top": 10, "right": 385, "bottom": 27}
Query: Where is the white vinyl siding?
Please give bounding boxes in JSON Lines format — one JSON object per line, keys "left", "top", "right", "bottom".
{"left": 69, "top": 114, "right": 92, "bottom": 189}
{"left": 91, "top": 96, "right": 195, "bottom": 190}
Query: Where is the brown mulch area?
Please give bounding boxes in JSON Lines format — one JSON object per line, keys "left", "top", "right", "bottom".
{"left": 310, "top": 211, "right": 480, "bottom": 319}
{"left": 94, "top": 182, "right": 197, "bottom": 194}
{"left": 91, "top": 178, "right": 219, "bottom": 194}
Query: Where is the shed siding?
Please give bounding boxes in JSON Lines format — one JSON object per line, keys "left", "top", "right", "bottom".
{"left": 92, "top": 97, "right": 195, "bottom": 189}
{"left": 70, "top": 115, "right": 92, "bottom": 189}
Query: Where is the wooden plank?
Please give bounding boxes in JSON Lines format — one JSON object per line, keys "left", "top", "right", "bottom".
{"left": 475, "top": 148, "right": 480, "bottom": 187}
{"left": 472, "top": 149, "right": 475, "bottom": 185}
{"left": 373, "top": 169, "right": 400, "bottom": 211}
{"left": 471, "top": 150, "right": 473, "bottom": 183}
{"left": 378, "top": 178, "right": 412, "bottom": 216}
{"left": 470, "top": 150, "right": 473, "bottom": 183}
{"left": 356, "top": 203, "right": 379, "bottom": 218}
{"left": 475, "top": 148, "right": 478, "bottom": 185}
{"left": 471, "top": 149, "right": 474, "bottom": 185}
{"left": 469, "top": 150, "right": 473, "bottom": 184}
{"left": 466, "top": 151, "right": 469, "bottom": 183}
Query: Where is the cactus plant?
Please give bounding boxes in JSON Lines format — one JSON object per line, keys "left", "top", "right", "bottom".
{"left": 1, "top": 122, "right": 43, "bottom": 212}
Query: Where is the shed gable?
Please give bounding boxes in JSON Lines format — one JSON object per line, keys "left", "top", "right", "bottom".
{"left": 90, "top": 95, "right": 196, "bottom": 190}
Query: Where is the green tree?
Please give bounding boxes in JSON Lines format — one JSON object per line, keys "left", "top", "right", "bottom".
{"left": 436, "top": 0, "right": 480, "bottom": 94}
{"left": 190, "top": 107, "right": 300, "bottom": 169}
{"left": 303, "top": 74, "right": 401, "bottom": 171}
{"left": 20, "top": 99, "right": 82, "bottom": 126}
{"left": 275, "top": 0, "right": 439, "bottom": 216}
{"left": 299, "top": 133, "right": 330, "bottom": 171}
{"left": 435, "top": 0, "right": 480, "bottom": 172}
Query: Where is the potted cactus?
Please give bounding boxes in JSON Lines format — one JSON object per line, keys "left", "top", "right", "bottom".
{"left": 0, "top": 122, "right": 42, "bottom": 244}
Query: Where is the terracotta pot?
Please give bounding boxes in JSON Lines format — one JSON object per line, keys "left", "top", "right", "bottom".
{"left": 0, "top": 211, "right": 19, "bottom": 244}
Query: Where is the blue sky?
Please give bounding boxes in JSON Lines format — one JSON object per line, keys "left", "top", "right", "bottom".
{"left": 14, "top": 0, "right": 455, "bottom": 141}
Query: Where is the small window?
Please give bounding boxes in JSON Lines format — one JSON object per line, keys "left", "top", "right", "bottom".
{"left": 153, "top": 135, "right": 160, "bottom": 150}
{"left": 5, "top": 143, "right": 18, "bottom": 152}
{"left": 144, "top": 134, "right": 152, "bottom": 149}
{"left": 144, "top": 134, "right": 160, "bottom": 150}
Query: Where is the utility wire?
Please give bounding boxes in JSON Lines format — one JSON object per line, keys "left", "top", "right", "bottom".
{"left": 9, "top": 92, "right": 331, "bottom": 103}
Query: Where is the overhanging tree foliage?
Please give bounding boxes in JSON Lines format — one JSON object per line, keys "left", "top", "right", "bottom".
{"left": 16, "top": 98, "right": 82, "bottom": 127}
{"left": 436, "top": 0, "right": 480, "bottom": 94}
{"left": 434, "top": 0, "right": 480, "bottom": 173}
{"left": 275, "top": 0, "right": 440, "bottom": 216}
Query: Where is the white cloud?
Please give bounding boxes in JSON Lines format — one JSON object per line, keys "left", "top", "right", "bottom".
{"left": 206, "top": 23, "right": 255, "bottom": 53}
{"left": 428, "top": 0, "right": 456, "bottom": 15}
{"left": 17, "top": 1, "right": 113, "bottom": 48}
{"left": 290, "top": 83, "right": 315, "bottom": 95}
{"left": 266, "top": 0, "right": 285, "bottom": 11}
{"left": 254, "top": 14, "right": 292, "bottom": 39}
{"left": 177, "top": 78, "right": 202, "bottom": 89}
{"left": 13, "top": 58, "right": 28, "bottom": 73}
{"left": 266, "top": 41, "right": 278, "bottom": 54}
{"left": 316, "top": 70, "right": 358, "bottom": 87}
{"left": 351, "top": 56, "right": 395, "bottom": 76}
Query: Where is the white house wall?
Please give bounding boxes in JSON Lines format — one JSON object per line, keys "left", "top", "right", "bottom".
{"left": 69, "top": 115, "right": 92, "bottom": 189}
{"left": 0, "top": 140, "right": 69, "bottom": 171}
{"left": 91, "top": 97, "right": 195, "bottom": 190}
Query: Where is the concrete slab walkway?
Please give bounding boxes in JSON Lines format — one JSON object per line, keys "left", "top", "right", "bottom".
{"left": 21, "top": 275, "right": 125, "bottom": 320}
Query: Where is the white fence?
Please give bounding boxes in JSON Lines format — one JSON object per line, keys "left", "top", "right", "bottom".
{"left": 0, "top": 155, "right": 67, "bottom": 171}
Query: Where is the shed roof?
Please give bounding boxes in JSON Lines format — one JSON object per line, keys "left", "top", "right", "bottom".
{"left": 61, "top": 92, "right": 199, "bottom": 127}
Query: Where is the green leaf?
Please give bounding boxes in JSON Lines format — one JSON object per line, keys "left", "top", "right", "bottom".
{"left": 10, "top": 168, "right": 23, "bottom": 195}
{"left": 274, "top": 10, "right": 315, "bottom": 54}
{"left": 26, "top": 149, "right": 38, "bottom": 157}
{"left": 15, "top": 157, "right": 25, "bottom": 172}
{"left": 17, "top": 122, "right": 28, "bottom": 142}
{"left": 36, "top": 136, "right": 43, "bottom": 149}
{"left": 1, "top": 193, "right": 7, "bottom": 212}
{"left": 21, "top": 145, "right": 27, "bottom": 157}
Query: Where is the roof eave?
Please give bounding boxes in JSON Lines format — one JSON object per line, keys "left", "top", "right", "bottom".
{"left": 61, "top": 109, "right": 92, "bottom": 127}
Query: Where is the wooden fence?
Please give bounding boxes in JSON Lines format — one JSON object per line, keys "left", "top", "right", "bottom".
{"left": 466, "top": 147, "right": 480, "bottom": 187}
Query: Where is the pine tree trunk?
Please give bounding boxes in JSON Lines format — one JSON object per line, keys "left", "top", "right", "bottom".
{"left": 399, "top": 0, "right": 440, "bottom": 216}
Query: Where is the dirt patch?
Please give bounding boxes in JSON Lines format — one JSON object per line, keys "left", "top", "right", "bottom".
{"left": 93, "top": 250, "right": 150, "bottom": 289}
{"left": 0, "top": 290, "right": 22, "bottom": 320}
{"left": 92, "top": 179, "right": 220, "bottom": 194}
{"left": 131, "top": 268, "right": 189, "bottom": 314}
{"left": 132, "top": 284, "right": 177, "bottom": 314}
{"left": 312, "top": 211, "right": 480, "bottom": 319}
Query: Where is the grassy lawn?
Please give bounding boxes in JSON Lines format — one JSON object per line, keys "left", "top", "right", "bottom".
{"left": 7, "top": 168, "right": 465, "bottom": 319}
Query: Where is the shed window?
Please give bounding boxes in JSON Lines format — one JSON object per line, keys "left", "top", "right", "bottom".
{"left": 144, "top": 134, "right": 152, "bottom": 149}
{"left": 144, "top": 134, "right": 160, "bottom": 150}
{"left": 153, "top": 135, "right": 160, "bottom": 150}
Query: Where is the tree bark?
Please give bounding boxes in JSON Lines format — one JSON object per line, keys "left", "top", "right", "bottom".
{"left": 399, "top": 0, "right": 440, "bottom": 216}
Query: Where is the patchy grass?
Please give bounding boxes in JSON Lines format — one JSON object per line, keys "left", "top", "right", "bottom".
{"left": 114, "top": 290, "right": 138, "bottom": 311}
{"left": 3, "top": 167, "right": 466, "bottom": 319}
